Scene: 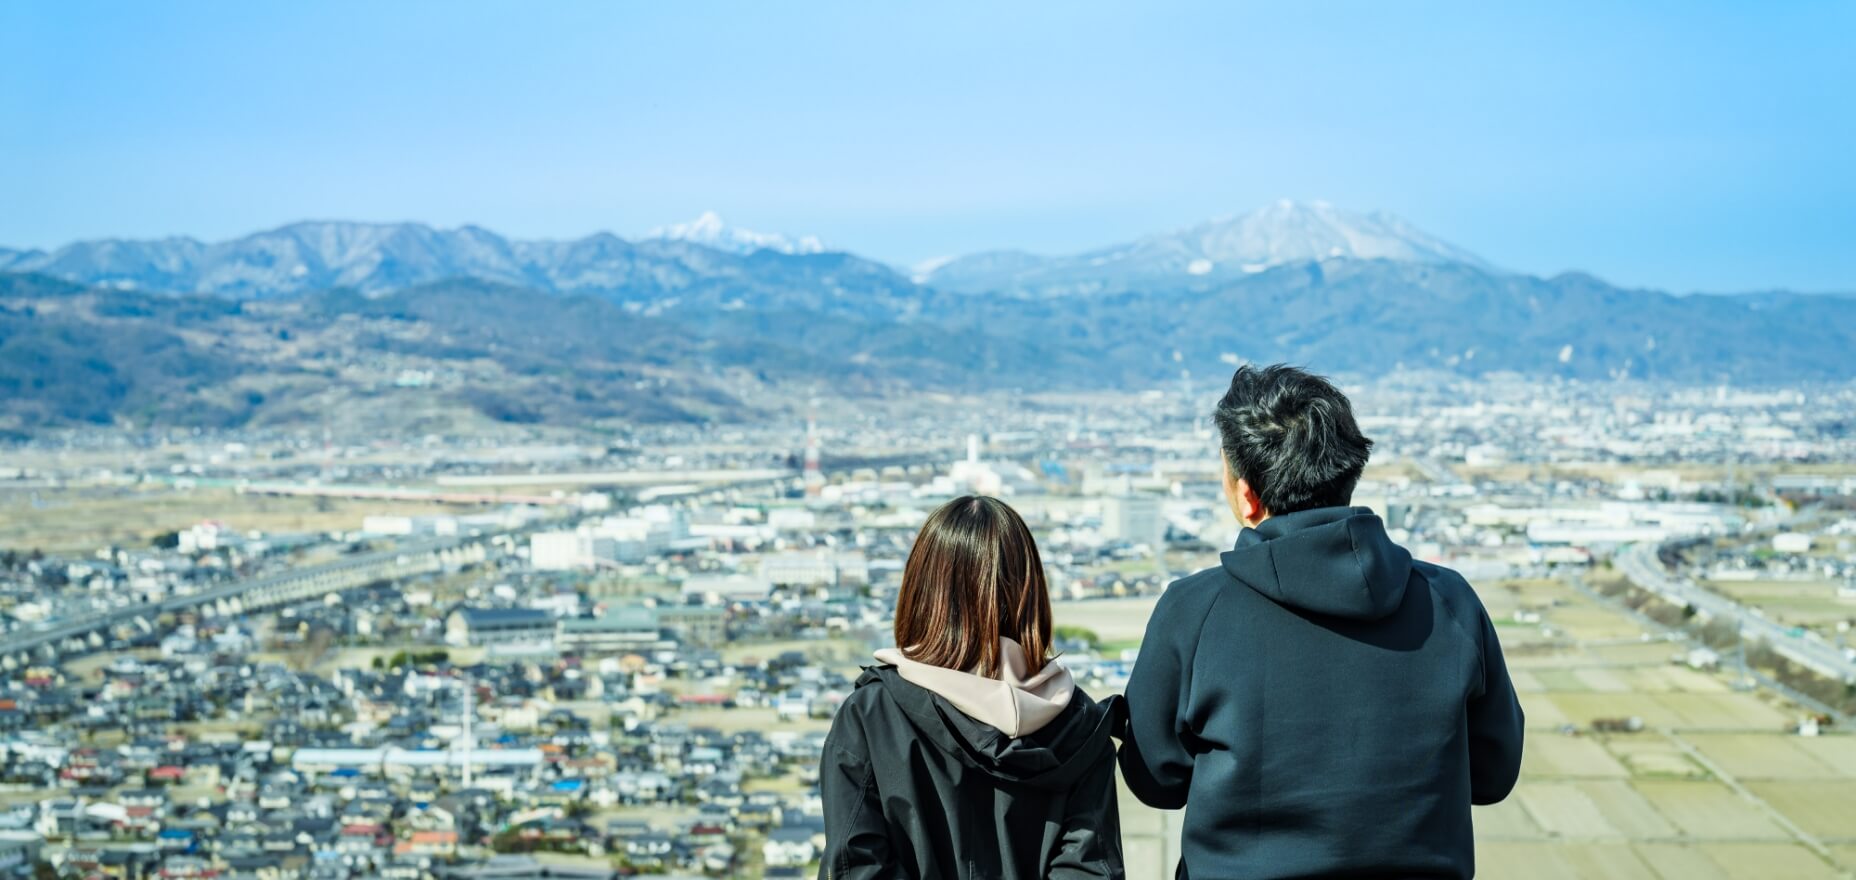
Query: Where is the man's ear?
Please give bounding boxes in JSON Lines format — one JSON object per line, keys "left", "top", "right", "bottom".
{"left": 1234, "top": 477, "right": 1265, "bottom": 525}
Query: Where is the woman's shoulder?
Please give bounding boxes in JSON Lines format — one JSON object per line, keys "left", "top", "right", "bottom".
{"left": 824, "top": 666, "right": 905, "bottom": 757}
{"left": 835, "top": 665, "right": 901, "bottom": 719}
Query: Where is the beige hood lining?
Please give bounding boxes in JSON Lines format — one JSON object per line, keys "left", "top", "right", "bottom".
{"left": 874, "top": 637, "right": 1074, "bottom": 737}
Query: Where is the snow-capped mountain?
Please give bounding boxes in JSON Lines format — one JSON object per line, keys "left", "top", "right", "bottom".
{"left": 647, "top": 210, "right": 824, "bottom": 256}
{"left": 8, "top": 204, "right": 1856, "bottom": 434}
{"left": 923, "top": 200, "right": 1493, "bottom": 296}
{"left": 0, "top": 219, "right": 854, "bottom": 299}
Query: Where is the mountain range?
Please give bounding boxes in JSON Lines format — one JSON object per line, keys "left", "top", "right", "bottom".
{"left": 0, "top": 213, "right": 844, "bottom": 301}
{"left": 920, "top": 200, "right": 1493, "bottom": 296}
{"left": 4, "top": 203, "right": 1853, "bottom": 433}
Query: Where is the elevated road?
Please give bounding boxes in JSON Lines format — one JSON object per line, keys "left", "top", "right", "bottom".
{"left": 0, "top": 536, "right": 493, "bottom": 664}
{"left": 1615, "top": 541, "right": 1855, "bottom": 685}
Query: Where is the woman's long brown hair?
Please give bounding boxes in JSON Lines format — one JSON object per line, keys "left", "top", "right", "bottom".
{"left": 893, "top": 495, "right": 1052, "bottom": 678}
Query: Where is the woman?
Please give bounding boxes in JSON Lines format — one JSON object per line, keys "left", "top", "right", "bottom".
{"left": 820, "top": 495, "right": 1124, "bottom": 879}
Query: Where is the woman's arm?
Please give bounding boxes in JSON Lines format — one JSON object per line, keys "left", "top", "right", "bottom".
{"left": 1048, "top": 741, "right": 1126, "bottom": 879}
{"left": 819, "top": 709, "right": 900, "bottom": 879}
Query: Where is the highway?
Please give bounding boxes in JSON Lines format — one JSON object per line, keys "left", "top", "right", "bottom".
{"left": 0, "top": 536, "right": 475, "bottom": 660}
{"left": 1615, "top": 541, "right": 1856, "bottom": 685}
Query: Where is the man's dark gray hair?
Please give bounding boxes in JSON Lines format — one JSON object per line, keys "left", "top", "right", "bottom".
{"left": 1212, "top": 364, "right": 1373, "bottom": 515}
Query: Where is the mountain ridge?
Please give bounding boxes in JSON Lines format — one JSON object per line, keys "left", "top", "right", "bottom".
{"left": 921, "top": 201, "right": 1498, "bottom": 297}
{"left": 647, "top": 211, "right": 825, "bottom": 255}
{"left": 0, "top": 217, "right": 866, "bottom": 300}
{"left": 5, "top": 203, "right": 1855, "bottom": 433}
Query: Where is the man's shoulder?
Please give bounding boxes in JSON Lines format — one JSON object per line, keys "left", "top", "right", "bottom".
{"left": 1410, "top": 558, "right": 1474, "bottom": 595}
{"left": 1410, "top": 558, "right": 1490, "bottom": 635}
{"left": 1152, "top": 563, "right": 1234, "bottom": 619}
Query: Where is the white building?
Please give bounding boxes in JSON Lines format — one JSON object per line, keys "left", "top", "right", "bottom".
{"left": 361, "top": 515, "right": 459, "bottom": 536}
{"left": 682, "top": 573, "right": 776, "bottom": 602}
{"left": 1773, "top": 533, "right": 1813, "bottom": 554}
{"left": 1102, "top": 495, "right": 1166, "bottom": 549}
{"left": 529, "top": 506, "right": 692, "bottom": 570}
{"left": 530, "top": 531, "right": 597, "bottom": 571}
{"left": 762, "top": 553, "right": 839, "bottom": 588}
{"left": 759, "top": 551, "right": 868, "bottom": 590}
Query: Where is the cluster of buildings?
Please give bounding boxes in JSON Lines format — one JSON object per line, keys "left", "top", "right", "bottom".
{"left": 2, "top": 376, "right": 1853, "bottom": 876}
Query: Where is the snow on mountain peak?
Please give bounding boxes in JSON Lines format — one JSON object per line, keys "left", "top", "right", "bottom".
{"left": 1153, "top": 201, "right": 1490, "bottom": 272}
{"left": 648, "top": 211, "right": 825, "bottom": 255}
{"left": 919, "top": 201, "right": 1494, "bottom": 296}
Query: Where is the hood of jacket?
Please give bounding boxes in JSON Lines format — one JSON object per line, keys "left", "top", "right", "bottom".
{"left": 1221, "top": 505, "right": 1413, "bottom": 620}
{"left": 857, "top": 645, "right": 1114, "bottom": 790}
{"left": 873, "top": 637, "right": 1072, "bottom": 737}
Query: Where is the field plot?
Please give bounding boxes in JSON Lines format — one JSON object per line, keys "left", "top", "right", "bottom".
{"left": 1630, "top": 665, "right": 1731, "bottom": 693}
{"left": 1548, "top": 605, "right": 1651, "bottom": 640}
{"left": 1605, "top": 737, "right": 1708, "bottom": 779}
{"left": 1517, "top": 690, "right": 1573, "bottom": 727}
{"left": 1706, "top": 579, "right": 1855, "bottom": 633}
{"left": 1545, "top": 692, "right": 1687, "bottom": 728}
{"left": 1699, "top": 844, "right": 1844, "bottom": 879}
{"left": 1631, "top": 779, "right": 1790, "bottom": 839}
{"left": 1473, "top": 797, "right": 1545, "bottom": 838}
{"left": 1650, "top": 692, "right": 1793, "bottom": 730}
{"left": 1532, "top": 668, "right": 1591, "bottom": 692}
{"left": 1686, "top": 733, "right": 1840, "bottom": 779}
{"left": 1743, "top": 781, "right": 1856, "bottom": 840}
{"left": 1522, "top": 733, "right": 1630, "bottom": 778}
{"left": 1478, "top": 842, "right": 1660, "bottom": 880}
{"left": 1575, "top": 667, "right": 1634, "bottom": 692}
{"left": 1516, "top": 783, "right": 1618, "bottom": 837}
{"left": 1791, "top": 736, "right": 1856, "bottom": 778}
{"left": 1631, "top": 843, "right": 1736, "bottom": 880}
{"left": 1577, "top": 779, "right": 1679, "bottom": 838}
{"left": 1589, "top": 641, "right": 1688, "bottom": 665}
{"left": 0, "top": 484, "right": 467, "bottom": 552}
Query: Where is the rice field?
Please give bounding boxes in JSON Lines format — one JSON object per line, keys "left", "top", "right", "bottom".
{"left": 1705, "top": 579, "right": 1856, "bottom": 633}
{"left": 1685, "top": 733, "right": 1843, "bottom": 779}
{"left": 1744, "top": 782, "right": 1856, "bottom": 840}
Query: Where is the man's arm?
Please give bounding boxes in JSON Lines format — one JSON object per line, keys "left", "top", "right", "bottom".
{"left": 1467, "top": 605, "right": 1525, "bottom": 805}
{"left": 1116, "top": 580, "right": 1213, "bottom": 809}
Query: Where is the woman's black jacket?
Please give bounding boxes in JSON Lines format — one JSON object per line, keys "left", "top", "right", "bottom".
{"left": 819, "top": 664, "right": 1124, "bottom": 879}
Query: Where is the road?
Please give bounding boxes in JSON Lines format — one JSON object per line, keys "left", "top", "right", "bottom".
{"left": 1615, "top": 541, "right": 1856, "bottom": 684}
{"left": 0, "top": 536, "right": 470, "bottom": 659}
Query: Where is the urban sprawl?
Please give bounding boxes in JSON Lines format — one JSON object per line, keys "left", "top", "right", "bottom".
{"left": 2, "top": 375, "right": 1855, "bottom": 880}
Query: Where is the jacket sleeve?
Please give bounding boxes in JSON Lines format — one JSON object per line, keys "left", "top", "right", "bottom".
{"left": 1049, "top": 741, "right": 1126, "bottom": 879}
{"left": 1116, "top": 580, "right": 1213, "bottom": 810}
{"left": 1467, "top": 603, "right": 1525, "bottom": 805}
{"left": 819, "top": 703, "right": 901, "bottom": 880}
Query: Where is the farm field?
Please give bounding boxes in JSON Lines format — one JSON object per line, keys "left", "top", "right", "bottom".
{"left": 0, "top": 483, "right": 468, "bottom": 553}
{"left": 1704, "top": 578, "right": 1856, "bottom": 635}
{"left": 1098, "top": 576, "right": 1856, "bottom": 880}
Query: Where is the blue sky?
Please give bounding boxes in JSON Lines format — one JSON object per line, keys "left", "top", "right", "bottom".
{"left": 3, "top": 2, "right": 1852, "bottom": 292}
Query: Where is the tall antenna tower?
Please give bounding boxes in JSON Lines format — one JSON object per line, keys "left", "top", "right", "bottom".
{"left": 458, "top": 673, "right": 474, "bottom": 790}
{"left": 804, "top": 404, "right": 823, "bottom": 498}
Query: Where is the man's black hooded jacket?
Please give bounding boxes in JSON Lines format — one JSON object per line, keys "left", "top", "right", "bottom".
{"left": 1118, "top": 506, "right": 1525, "bottom": 879}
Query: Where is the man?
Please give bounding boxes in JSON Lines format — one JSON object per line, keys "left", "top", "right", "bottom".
{"left": 1118, "top": 364, "right": 1524, "bottom": 879}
